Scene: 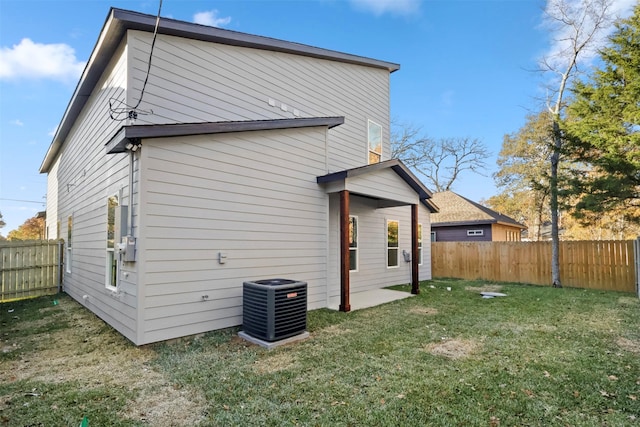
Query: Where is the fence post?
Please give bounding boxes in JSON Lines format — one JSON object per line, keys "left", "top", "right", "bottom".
{"left": 634, "top": 237, "right": 640, "bottom": 298}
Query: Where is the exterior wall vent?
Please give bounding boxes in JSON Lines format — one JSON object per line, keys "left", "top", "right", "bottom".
{"left": 242, "top": 278, "right": 307, "bottom": 342}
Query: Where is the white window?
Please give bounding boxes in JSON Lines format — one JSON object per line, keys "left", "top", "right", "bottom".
{"left": 106, "top": 195, "right": 119, "bottom": 290}
{"left": 66, "top": 215, "right": 72, "bottom": 274}
{"left": 387, "top": 219, "right": 399, "bottom": 268}
{"left": 349, "top": 216, "right": 358, "bottom": 272}
{"left": 368, "top": 120, "right": 382, "bottom": 164}
{"left": 467, "top": 229, "right": 484, "bottom": 236}
{"left": 431, "top": 231, "right": 436, "bottom": 242}
{"left": 418, "top": 223, "right": 423, "bottom": 265}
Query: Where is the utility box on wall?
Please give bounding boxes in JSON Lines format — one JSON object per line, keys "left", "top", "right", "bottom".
{"left": 242, "top": 279, "right": 307, "bottom": 342}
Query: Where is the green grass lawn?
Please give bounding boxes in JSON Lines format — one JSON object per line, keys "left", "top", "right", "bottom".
{"left": 2, "top": 279, "right": 639, "bottom": 426}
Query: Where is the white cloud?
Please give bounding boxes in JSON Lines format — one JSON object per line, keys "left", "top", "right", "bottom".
{"left": 48, "top": 125, "right": 58, "bottom": 137}
{"left": 0, "top": 38, "right": 85, "bottom": 82}
{"left": 349, "top": 0, "right": 421, "bottom": 16}
{"left": 193, "top": 10, "right": 231, "bottom": 27}
{"left": 540, "top": 0, "right": 636, "bottom": 70}
{"left": 10, "top": 119, "right": 24, "bottom": 126}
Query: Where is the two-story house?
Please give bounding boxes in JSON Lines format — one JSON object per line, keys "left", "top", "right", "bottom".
{"left": 40, "top": 8, "right": 437, "bottom": 345}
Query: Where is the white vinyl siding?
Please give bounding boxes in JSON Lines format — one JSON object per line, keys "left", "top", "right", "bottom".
{"left": 138, "top": 127, "right": 329, "bottom": 343}
{"left": 46, "top": 39, "right": 139, "bottom": 344}
{"left": 127, "top": 31, "right": 390, "bottom": 171}
{"left": 345, "top": 168, "right": 418, "bottom": 205}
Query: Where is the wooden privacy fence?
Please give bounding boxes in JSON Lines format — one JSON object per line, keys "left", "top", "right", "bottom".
{"left": 432, "top": 240, "right": 638, "bottom": 293}
{"left": 1, "top": 240, "right": 63, "bottom": 302}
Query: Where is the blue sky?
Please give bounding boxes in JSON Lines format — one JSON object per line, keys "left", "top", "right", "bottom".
{"left": 0, "top": 0, "right": 635, "bottom": 235}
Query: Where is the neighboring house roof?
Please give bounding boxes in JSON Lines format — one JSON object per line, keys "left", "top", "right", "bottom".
{"left": 430, "top": 191, "right": 526, "bottom": 229}
{"left": 317, "top": 159, "right": 439, "bottom": 212}
{"left": 40, "top": 7, "right": 401, "bottom": 174}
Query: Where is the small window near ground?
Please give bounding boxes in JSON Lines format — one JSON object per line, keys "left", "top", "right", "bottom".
{"left": 368, "top": 120, "right": 382, "bottom": 164}
{"left": 349, "top": 216, "right": 358, "bottom": 272}
{"left": 418, "top": 223, "right": 423, "bottom": 265}
{"left": 387, "top": 219, "right": 399, "bottom": 268}
{"left": 66, "top": 216, "right": 73, "bottom": 274}
{"left": 467, "top": 229, "right": 484, "bottom": 236}
{"left": 106, "top": 195, "right": 119, "bottom": 290}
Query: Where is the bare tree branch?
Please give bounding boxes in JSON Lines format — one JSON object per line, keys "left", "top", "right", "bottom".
{"left": 391, "top": 122, "right": 490, "bottom": 192}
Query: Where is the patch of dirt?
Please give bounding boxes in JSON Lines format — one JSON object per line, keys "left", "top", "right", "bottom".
{"left": 0, "top": 297, "right": 206, "bottom": 426}
{"left": 424, "top": 339, "right": 481, "bottom": 359}
{"left": 252, "top": 351, "right": 296, "bottom": 374}
{"left": 499, "top": 322, "right": 557, "bottom": 334}
{"left": 465, "top": 284, "right": 504, "bottom": 293}
{"left": 618, "top": 297, "right": 640, "bottom": 307}
{"left": 617, "top": 337, "right": 640, "bottom": 354}
{"left": 410, "top": 307, "right": 438, "bottom": 315}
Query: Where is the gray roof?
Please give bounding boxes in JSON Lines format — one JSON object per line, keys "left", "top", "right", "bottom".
{"left": 430, "top": 191, "right": 526, "bottom": 229}
{"left": 40, "top": 8, "right": 400, "bottom": 173}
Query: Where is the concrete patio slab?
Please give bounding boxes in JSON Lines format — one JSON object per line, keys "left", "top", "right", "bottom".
{"left": 328, "top": 288, "right": 414, "bottom": 311}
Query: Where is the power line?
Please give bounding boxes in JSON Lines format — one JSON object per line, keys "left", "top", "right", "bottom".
{"left": 0, "top": 198, "right": 45, "bottom": 204}
{"left": 109, "top": 0, "right": 163, "bottom": 121}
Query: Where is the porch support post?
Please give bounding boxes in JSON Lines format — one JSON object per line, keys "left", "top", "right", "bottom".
{"left": 339, "top": 190, "right": 351, "bottom": 312}
{"left": 411, "top": 203, "right": 420, "bottom": 295}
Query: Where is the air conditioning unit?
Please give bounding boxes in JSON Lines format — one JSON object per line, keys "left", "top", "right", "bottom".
{"left": 242, "top": 278, "right": 307, "bottom": 342}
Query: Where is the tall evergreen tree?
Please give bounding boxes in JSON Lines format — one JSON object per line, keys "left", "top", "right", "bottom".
{"left": 565, "top": 4, "right": 640, "bottom": 223}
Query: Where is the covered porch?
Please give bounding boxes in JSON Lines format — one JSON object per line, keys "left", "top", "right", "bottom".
{"left": 317, "top": 159, "right": 438, "bottom": 312}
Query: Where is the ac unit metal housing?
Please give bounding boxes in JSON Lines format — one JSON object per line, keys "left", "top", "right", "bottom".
{"left": 242, "top": 278, "right": 307, "bottom": 342}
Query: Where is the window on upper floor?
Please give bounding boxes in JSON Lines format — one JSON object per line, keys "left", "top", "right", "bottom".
{"left": 368, "top": 120, "right": 382, "bottom": 164}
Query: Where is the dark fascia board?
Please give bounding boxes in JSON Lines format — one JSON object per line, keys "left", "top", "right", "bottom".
{"left": 106, "top": 116, "right": 345, "bottom": 154}
{"left": 40, "top": 8, "right": 399, "bottom": 173}
{"left": 316, "top": 159, "right": 439, "bottom": 212}
{"left": 112, "top": 9, "right": 401, "bottom": 72}
{"left": 432, "top": 219, "right": 527, "bottom": 229}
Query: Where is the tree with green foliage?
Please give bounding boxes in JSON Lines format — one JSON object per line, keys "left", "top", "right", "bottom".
{"left": 539, "top": 0, "right": 614, "bottom": 287}
{"left": 0, "top": 211, "right": 5, "bottom": 240}
{"left": 488, "top": 112, "right": 554, "bottom": 240}
{"left": 564, "top": 4, "right": 640, "bottom": 224}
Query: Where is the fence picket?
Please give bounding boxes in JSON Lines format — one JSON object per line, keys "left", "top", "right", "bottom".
{"left": 432, "top": 240, "right": 637, "bottom": 293}
{"left": 0, "top": 240, "right": 62, "bottom": 302}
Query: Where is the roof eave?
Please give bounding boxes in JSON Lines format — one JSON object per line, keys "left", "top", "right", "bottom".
{"left": 106, "top": 116, "right": 345, "bottom": 153}
{"left": 40, "top": 8, "right": 399, "bottom": 173}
